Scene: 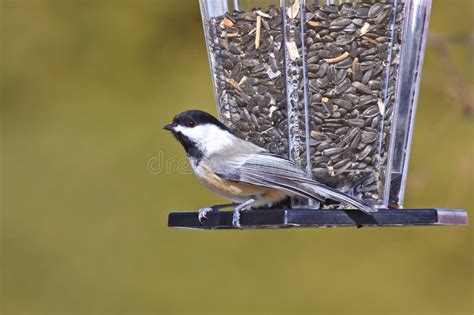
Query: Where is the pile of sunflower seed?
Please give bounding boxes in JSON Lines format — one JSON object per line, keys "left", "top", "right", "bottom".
{"left": 204, "top": 6, "right": 289, "bottom": 157}
{"left": 204, "top": 1, "right": 405, "bottom": 207}
{"left": 303, "top": 2, "right": 404, "bottom": 205}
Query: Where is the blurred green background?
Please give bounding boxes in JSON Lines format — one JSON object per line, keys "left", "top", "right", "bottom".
{"left": 1, "top": 0, "right": 472, "bottom": 314}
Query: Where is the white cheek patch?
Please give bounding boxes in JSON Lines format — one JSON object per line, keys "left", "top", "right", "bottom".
{"left": 174, "top": 124, "right": 235, "bottom": 155}
{"left": 173, "top": 125, "right": 193, "bottom": 137}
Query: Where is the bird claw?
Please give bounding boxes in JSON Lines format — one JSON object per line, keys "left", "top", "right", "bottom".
{"left": 232, "top": 210, "right": 241, "bottom": 228}
{"left": 198, "top": 207, "right": 214, "bottom": 224}
{"left": 232, "top": 204, "right": 253, "bottom": 228}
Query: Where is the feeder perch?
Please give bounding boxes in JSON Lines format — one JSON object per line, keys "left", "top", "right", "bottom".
{"left": 168, "top": 209, "right": 468, "bottom": 230}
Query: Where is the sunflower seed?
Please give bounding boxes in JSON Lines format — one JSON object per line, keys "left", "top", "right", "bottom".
{"left": 336, "top": 34, "right": 355, "bottom": 46}
{"left": 352, "top": 81, "right": 373, "bottom": 95}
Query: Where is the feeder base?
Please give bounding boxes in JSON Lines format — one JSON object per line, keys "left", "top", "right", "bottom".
{"left": 168, "top": 209, "right": 468, "bottom": 230}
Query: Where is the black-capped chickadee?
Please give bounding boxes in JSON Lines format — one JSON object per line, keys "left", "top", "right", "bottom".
{"left": 164, "top": 110, "right": 375, "bottom": 227}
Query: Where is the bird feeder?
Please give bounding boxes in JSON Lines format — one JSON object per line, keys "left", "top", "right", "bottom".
{"left": 168, "top": 0, "right": 468, "bottom": 229}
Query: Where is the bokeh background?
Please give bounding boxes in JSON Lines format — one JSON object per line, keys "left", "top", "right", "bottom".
{"left": 1, "top": 0, "right": 472, "bottom": 314}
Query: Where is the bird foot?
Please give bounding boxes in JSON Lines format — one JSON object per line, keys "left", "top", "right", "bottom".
{"left": 232, "top": 199, "right": 255, "bottom": 229}
{"left": 198, "top": 207, "right": 214, "bottom": 224}
{"left": 232, "top": 210, "right": 241, "bottom": 228}
{"left": 198, "top": 204, "right": 236, "bottom": 224}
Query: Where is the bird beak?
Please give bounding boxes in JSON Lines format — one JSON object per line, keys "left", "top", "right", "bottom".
{"left": 163, "top": 124, "right": 174, "bottom": 131}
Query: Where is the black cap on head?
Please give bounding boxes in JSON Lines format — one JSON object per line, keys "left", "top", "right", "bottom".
{"left": 164, "top": 110, "right": 235, "bottom": 134}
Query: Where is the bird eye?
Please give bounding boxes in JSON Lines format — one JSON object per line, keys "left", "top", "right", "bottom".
{"left": 188, "top": 120, "right": 195, "bottom": 127}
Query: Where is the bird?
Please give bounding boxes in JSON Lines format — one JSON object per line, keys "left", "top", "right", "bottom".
{"left": 164, "top": 109, "right": 375, "bottom": 227}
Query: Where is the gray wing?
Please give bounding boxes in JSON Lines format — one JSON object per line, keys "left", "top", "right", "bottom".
{"left": 208, "top": 152, "right": 375, "bottom": 213}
